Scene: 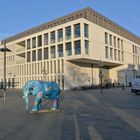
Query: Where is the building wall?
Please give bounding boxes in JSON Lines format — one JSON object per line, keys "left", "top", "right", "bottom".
{"left": 0, "top": 17, "right": 140, "bottom": 89}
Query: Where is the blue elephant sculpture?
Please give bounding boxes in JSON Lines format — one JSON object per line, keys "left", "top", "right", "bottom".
{"left": 22, "top": 80, "right": 60, "bottom": 111}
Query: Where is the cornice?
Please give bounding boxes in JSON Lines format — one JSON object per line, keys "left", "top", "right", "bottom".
{"left": 1, "top": 7, "right": 140, "bottom": 45}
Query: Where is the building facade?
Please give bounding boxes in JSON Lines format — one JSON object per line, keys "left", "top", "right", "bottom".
{"left": 0, "top": 7, "right": 140, "bottom": 89}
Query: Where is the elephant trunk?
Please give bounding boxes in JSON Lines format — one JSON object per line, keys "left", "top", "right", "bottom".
{"left": 23, "top": 91, "right": 29, "bottom": 111}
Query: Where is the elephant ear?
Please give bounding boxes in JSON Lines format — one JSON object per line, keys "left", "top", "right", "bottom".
{"left": 32, "top": 81, "right": 42, "bottom": 95}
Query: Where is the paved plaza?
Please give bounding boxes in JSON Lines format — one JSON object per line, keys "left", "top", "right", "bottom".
{"left": 0, "top": 87, "right": 140, "bottom": 140}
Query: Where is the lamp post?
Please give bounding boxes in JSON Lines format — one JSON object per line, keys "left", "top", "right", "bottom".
{"left": 91, "top": 64, "right": 93, "bottom": 87}
{"left": 99, "top": 60, "right": 104, "bottom": 93}
{"left": 0, "top": 40, "right": 11, "bottom": 102}
{"left": 8, "top": 71, "right": 12, "bottom": 88}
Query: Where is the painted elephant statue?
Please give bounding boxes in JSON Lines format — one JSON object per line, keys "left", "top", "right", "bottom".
{"left": 22, "top": 80, "right": 60, "bottom": 111}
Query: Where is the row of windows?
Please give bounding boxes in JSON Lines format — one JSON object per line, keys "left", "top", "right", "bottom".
{"left": 6, "top": 55, "right": 15, "bottom": 62}
{"left": 27, "top": 40, "right": 89, "bottom": 62}
{"left": 26, "top": 23, "right": 89, "bottom": 49}
{"left": 105, "top": 46, "right": 124, "bottom": 61}
{"left": 133, "top": 45, "right": 140, "bottom": 55}
{"left": 132, "top": 45, "right": 140, "bottom": 65}
{"left": 133, "top": 55, "right": 140, "bottom": 65}
{"left": 0, "top": 56, "right": 15, "bottom": 64}
{"left": 105, "top": 32, "right": 123, "bottom": 50}
{"left": 15, "top": 60, "right": 64, "bottom": 76}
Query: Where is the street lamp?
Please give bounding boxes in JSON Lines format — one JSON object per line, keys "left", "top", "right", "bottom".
{"left": 8, "top": 71, "right": 12, "bottom": 88}
{"left": 99, "top": 60, "right": 104, "bottom": 93}
{"left": 91, "top": 64, "right": 94, "bottom": 87}
{"left": 0, "top": 40, "right": 11, "bottom": 102}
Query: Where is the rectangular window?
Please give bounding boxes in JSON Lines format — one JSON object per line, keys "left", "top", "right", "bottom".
{"left": 110, "top": 48, "right": 113, "bottom": 59}
{"left": 74, "top": 40, "right": 81, "bottom": 55}
{"left": 27, "top": 64, "right": 28, "bottom": 75}
{"left": 109, "top": 35, "right": 112, "bottom": 46}
{"left": 58, "top": 60, "right": 60, "bottom": 73}
{"left": 135, "top": 46, "right": 137, "bottom": 54}
{"left": 50, "top": 46, "right": 56, "bottom": 58}
{"left": 114, "top": 49, "right": 117, "bottom": 60}
{"left": 122, "top": 51, "right": 124, "bottom": 61}
{"left": 24, "top": 65, "right": 26, "bottom": 75}
{"left": 105, "top": 46, "right": 108, "bottom": 58}
{"left": 85, "top": 40, "right": 89, "bottom": 54}
{"left": 58, "top": 29, "right": 63, "bottom": 42}
{"left": 118, "top": 50, "right": 120, "bottom": 61}
{"left": 54, "top": 60, "right": 56, "bottom": 73}
{"left": 66, "top": 42, "right": 72, "bottom": 56}
{"left": 121, "top": 39, "right": 123, "bottom": 50}
{"left": 41, "top": 63, "right": 42, "bottom": 75}
{"left": 50, "top": 61, "right": 52, "bottom": 73}
{"left": 137, "top": 48, "right": 139, "bottom": 55}
{"left": 32, "top": 64, "right": 34, "bottom": 75}
{"left": 51, "top": 31, "right": 55, "bottom": 44}
{"left": 35, "top": 63, "right": 37, "bottom": 75}
{"left": 58, "top": 44, "right": 63, "bottom": 57}
{"left": 114, "top": 36, "right": 116, "bottom": 47}
{"left": 61, "top": 59, "right": 64, "bottom": 73}
{"left": 65, "top": 26, "right": 71, "bottom": 40}
{"left": 84, "top": 24, "right": 89, "bottom": 38}
{"left": 38, "top": 35, "right": 42, "bottom": 47}
{"left": 118, "top": 38, "right": 120, "bottom": 48}
{"left": 136, "top": 56, "right": 138, "bottom": 64}
{"left": 44, "top": 33, "right": 48, "bottom": 45}
{"left": 27, "top": 52, "right": 31, "bottom": 62}
{"left": 32, "top": 37, "right": 36, "bottom": 48}
{"left": 32, "top": 50, "right": 36, "bottom": 61}
{"left": 27, "top": 39, "right": 31, "bottom": 49}
{"left": 62, "top": 75, "right": 64, "bottom": 90}
{"left": 47, "top": 62, "right": 49, "bottom": 74}
{"left": 29, "top": 64, "right": 31, "bottom": 75}
{"left": 133, "top": 45, "right": 135, "bottom": 53}
{"left": 44, "top": 48, "right": 49, "bottom": 59}
{"left": 74, "top": 23, "right": 80, "bottom": 38}
{"left": 105, "top": 32, "right": 108, "bottom": 45}
{"left": 38, "top": 49, "right": 42, "bottom": 60}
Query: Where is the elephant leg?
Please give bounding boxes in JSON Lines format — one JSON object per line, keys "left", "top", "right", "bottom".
{"left": 52, "top": 96, "right": 59, "bottom": 110}
{"left": 32, "top": 92, "right": 43, "bottom": 111}
{"left": 38, "top": 99, "right": 42, "bottom": 110}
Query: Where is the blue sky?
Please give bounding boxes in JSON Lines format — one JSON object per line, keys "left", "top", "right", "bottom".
{"left": 0, "top": 0, "right": 140, "bottom": 39}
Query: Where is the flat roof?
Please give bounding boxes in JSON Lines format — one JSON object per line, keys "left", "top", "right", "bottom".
{"left": 1, "top": 7, "right": 140, "bottom": 45}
